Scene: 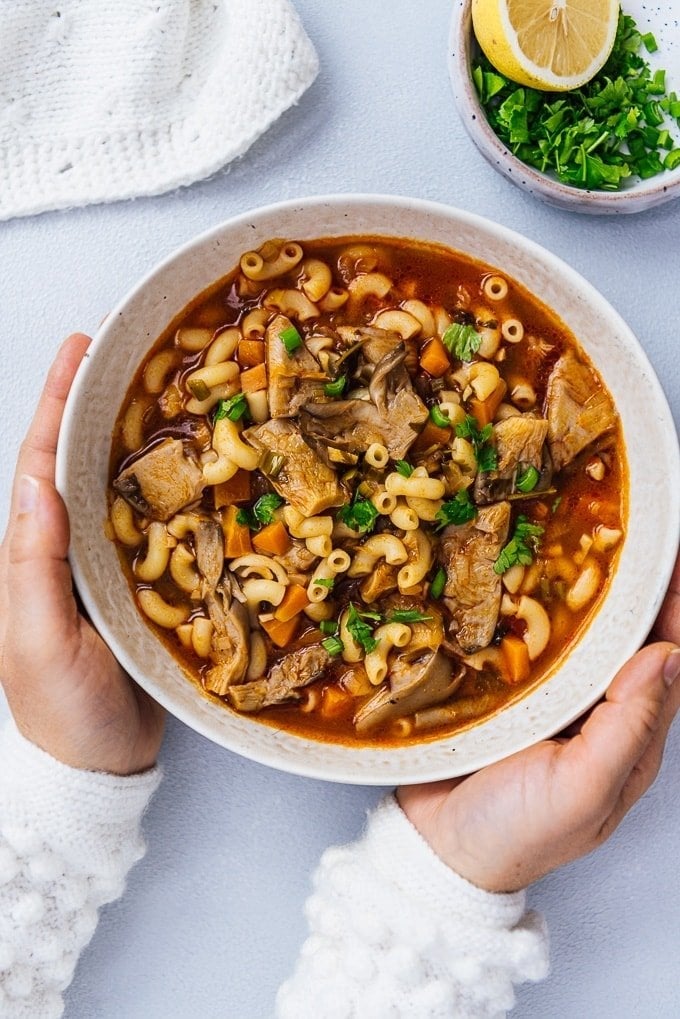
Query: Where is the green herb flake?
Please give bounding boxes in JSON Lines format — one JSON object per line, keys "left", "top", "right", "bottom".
{"left": 430, "top": 566, "right": 447, "bottom": 600}
{"left": 455, "top": 415, "right": 498, "bottom": 473}
{"left": 253, "top": 492, "right": 284, "bottom": 526}
{"left": 435, "top": 490, "right": 477, "bottom": 529}
{"left": 337, "top": 495, "right": 379, "bottom": 534}
{"left": 346, "top": 603, "right": 380, "bottom": 654}
{"left": 324, "top": 375, "right": 347, "bottom": 397}
{"left": 319, "top": 620, "right": 339, "bottom": 635}
{"left": 388, "top": 609, "right": 433, "bottom": 624}
{"left": 279, "top": 325, "right": 303, "bottom": 355}
{"left": 429, "top": 404, "right": 451, "bottom": 428}
{"left": 494, "top": 515, "right": 545, "bottom": 575}
{"left": 214, "top": 392, "right": 250, "bottom": 422}
{"left": 394, "top": 460, "right": 414, "bottom": 477}
{"left": 472, "top": 12, "right": 680, "bottom": 192}
{"left": 441, "top": 322, "right": 483, "bottom": 362}
{"left": 515, "top": 464, "right": 540, "bottom": 493}
{"left": 321, "top": 635, "right": 344, "bottom": 657}
{"left": 315, "top": 577, "right": 335, "bottom": 590}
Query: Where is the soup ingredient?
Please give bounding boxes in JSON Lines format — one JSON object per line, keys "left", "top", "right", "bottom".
{"left": 435, "top": 491, "right": 477, "bottom": 529}
{"left": 442, "top": 322, "right": 482, "bottom": 361}
{"left": 473, "top": 13, "right": 680, "bottom": 190}
{"left": 229, "top": 645, "right": 331, "bottom": 711}
{"left": 204, "top": 578, "right": 250, "bottom": 695}
{"left": 474, "top": 414, "right": 549, "bottom": 503}
{"left": 236, "top": 492, "right": 284, "bottom": 530}
{"left": 545, "top": 351, "right": 617, "bottom": 469}
{"left": 337, "top": 495, "right": 379, "bottom": 534}
{"left": 355, "top": 650, "right": 464, "bottom": 734}
{"left": 456, "top": 415, "right": 498, "bottom": 473}
{"left": 215, "top": 393, "right": 249, "bottom": 422}
{"left": 471, "top": 0, "right": 620, "bottom": 92}
{"left": 440, "top": 501, "right": 511, "bottom": 653}
{"left": 113, "top": 438, "right": 204, "bottom": 521}
{"left": 494, "top": 516, "right": 544, "bottom": 575}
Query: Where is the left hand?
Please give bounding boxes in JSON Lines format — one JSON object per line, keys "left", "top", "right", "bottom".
{"left": 399, "top": 602, "right": 680, "bottom": 892}
{"left": 0, "top": 334, "right": 165, "bottom": 775}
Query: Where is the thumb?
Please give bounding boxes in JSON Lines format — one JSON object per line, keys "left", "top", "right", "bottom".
{"left": 561, "top": 642, "right": 680, "bottom": 819}
{"left": 7, "top": 475, "right": 79, "bottom": 644}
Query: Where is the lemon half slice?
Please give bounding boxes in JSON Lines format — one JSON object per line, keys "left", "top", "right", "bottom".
{"left": 472, "top": 0, "right": 620, "bottom": 92}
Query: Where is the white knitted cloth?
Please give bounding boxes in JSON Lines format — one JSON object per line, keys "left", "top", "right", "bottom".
{"left": 0, "top": 0, "right": 319, "bottom": 221}
{"left": 0, "top": 723, "right": 549, "bottom": 1017}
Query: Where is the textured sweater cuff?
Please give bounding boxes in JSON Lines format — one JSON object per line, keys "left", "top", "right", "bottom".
{"left": 367, "top": 794, "right": 527, "bottom": 929}
{"left": 0, "top": 722, "right": 161, "bottom": 872}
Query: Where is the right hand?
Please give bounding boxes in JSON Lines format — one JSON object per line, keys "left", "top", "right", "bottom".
{"left": 0, "top": 334, "right": 164, "bottom": 775}
{"left": 400, "top": 559, "right": 680, "bottom": 892}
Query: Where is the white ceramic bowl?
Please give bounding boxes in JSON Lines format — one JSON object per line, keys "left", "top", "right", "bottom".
{"left": 449, "top": 0, "right": 680, "bottom": 214}
{"left": 56, "top": 194, "right": 679, "bottom": 784}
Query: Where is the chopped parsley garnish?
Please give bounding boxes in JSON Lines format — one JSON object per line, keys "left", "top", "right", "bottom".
{"left": 321, "top": 635, "right": 344, "bottom": 657}
{"left": 346, "top": 603, "right": 380, "bottom": 654}
{"left": 394, "top": 460, "right": 414, "bottom": 477}
{"left": 494, "top": 515, "right": 545, "bottom": 575}
{"left": 515, "top": 464, "right": 540, "bottom": 493}
{"left": 430, "top": 567, "right": 446, "bottom": 600}
{"left": 214, "top": 392, "right": 250, "bottom": 422}
{"left": 236, "top": 492, "right": 284, "bottom": 530}
{"left": 388, "top": 609, "right": 433, "bottom": 624}
{"left": 315, "top": 577, "right": 335, "bottom": 590}
{"left": 337, "top": 494, "right": 379, "bottom": 534}
{"left": 472, "top": 12, "right": 680, "bottom": 191}
{"left": 319, "top": 620, "right": 339, "bottom": 635}
{"left": 429, "top": 404, "right": 451, "bottom": 429}
{"left": 324, "top": 375, "right": 347, "bottom": 397}
{"left": 456, "top": 415, "right": 498, "bottom": 473}
{"left": 279, "top": 325, "right": 303, "bottom": 355}
{"left": 435, "top": 489, "right": 477, "bottom": 529}
{"left": 442, "top": 322, "right": 483, "bottom": 362}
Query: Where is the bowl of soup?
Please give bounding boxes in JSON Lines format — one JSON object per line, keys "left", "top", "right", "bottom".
{"left": 55, "top": 195, "right": 679, "bottom": 784}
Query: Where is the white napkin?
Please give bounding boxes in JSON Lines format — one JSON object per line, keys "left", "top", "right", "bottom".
{"left": 0, "top": 0, "right": 319, "bottom": 221}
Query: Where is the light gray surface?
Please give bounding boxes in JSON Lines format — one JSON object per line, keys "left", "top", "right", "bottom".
{"left": 1, "top": 1, "right": 679, "bottom": 1016}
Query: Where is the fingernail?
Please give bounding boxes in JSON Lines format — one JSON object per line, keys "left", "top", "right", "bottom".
{"left": 663, "top": 649, "right": 680, "bottom": 687}
{"left": 18, "top": 475, "right": 39, "bottom": 515}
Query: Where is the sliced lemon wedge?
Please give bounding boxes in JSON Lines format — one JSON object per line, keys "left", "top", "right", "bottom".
{"left": 472, "top": 0, "right": 620, "bottom": 92}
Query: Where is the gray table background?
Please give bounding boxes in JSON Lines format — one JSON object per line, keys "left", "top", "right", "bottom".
{"left": 2, "top": 1, "right": 680, "bottom": 1016}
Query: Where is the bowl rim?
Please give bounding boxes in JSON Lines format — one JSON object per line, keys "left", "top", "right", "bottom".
{"left": 448, "top": 0, "right": 680, "bottom": 213}
{"left": 56, "top": 192, "right": 680, "bottom": 784}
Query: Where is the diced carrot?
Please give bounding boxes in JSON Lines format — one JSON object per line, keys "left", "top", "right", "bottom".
{"left": 274, "top": 583, "right": 310, "bottom": 622}
{"left": 500, "top": 634, "right": 531, "bottom": 685}
{"left": 320, "top": 684, "right": 354, "bottom": 719}
{"left": 237, "top": 339, "right": 266, "bottom": 367}
{"left": 214, "top": 469, "right": 252, "bottom": 508}
{"left": 413, "top": 419, "right": 451, "bottom": 452}
{"left": 419, "top": 336, "right": 450, "bottom": 378}
{"left": 222, "top": 504, "right": 252, "bottom": 557}
{"left": 253, "top": 520, "right": 292, "bottom": 556}
{"left": 240, "top": 362, "right": 268, "bottom": 393}
{"left": 261, "top": 614, "right": 300, "bottom": 648}
{"left": 469, "top": 380, "right": 507, "bottom": 428}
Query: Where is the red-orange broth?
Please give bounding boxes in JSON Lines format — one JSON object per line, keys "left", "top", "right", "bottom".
{"left": 108, "top": 236, "right": 626, "bottom": 746}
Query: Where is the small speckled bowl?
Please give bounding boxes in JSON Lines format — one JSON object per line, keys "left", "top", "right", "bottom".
{"left": 56, "top": 195, "right": 679, "bottom": 784}
{"left": 449, "top": 0, "right": 680, "bottom": 213}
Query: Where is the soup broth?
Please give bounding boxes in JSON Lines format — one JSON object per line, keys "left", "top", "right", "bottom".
{"left": 109, "top": 236, "right": 626, "bottom": 745}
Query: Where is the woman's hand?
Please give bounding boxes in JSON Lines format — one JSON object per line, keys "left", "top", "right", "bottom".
{"left": 0, "top": 334, "right": 164, "bottom": 775}
{"left": 399, "top": 627, "right": 680, "bottom": 893}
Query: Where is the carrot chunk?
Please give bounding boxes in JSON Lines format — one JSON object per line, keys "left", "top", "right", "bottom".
{"left": 274, "top": 583, "right": 310, "bottom": 622}
{"left": 240, "top": 362, "right": 268, "bottom": 393}
{"left": 320, "top": 684, "right": 354, "bottom": 719}
{"left": 469, "top": 380, "right": 507, "bottom": 428}
{"left": 500, "top": 634, "right": 531, "bottom": 685}
{"left": 261, "top": 615, "right": 299, "bottom": 648}
{"left": 253, "top": 520, "right": 292, "bottom": 556}
{"left": 222, "top": 504, "right": 252, "bottom": 557}
{"left": 237, "top": 339, "right": 266, "bottom": 367}
{"left": 413, "top": 419, "right": 451, "bottom": 452}
{"left": 214, "top": 469, "right": 251, "bottom": 508}
{"left": 419, "top": 336, "right": 450, "bottom": 378}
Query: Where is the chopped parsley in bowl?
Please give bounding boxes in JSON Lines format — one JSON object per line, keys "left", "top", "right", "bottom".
{"left": 449, "top": 0, "right": 680, "bottom": 212}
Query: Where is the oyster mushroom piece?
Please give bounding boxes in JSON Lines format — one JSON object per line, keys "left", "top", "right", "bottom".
{"left": 113, "top": 438, "right": 204, "bottom": 521}
{"left": 203, "top": 576, "right": 250, "bottom": 695}
{"left": 354, "top": 650, "right": 464, "bottom": 735}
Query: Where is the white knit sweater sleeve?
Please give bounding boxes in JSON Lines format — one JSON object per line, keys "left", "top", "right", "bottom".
{"left": 0, "top": 722, "right": 160, "bottom": 1019}
{"left": 277, "top": 795, "right": 549, "bottom": 1019}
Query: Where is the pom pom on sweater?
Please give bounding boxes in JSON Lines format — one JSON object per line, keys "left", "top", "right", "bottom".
{"left": 276, "top": 795, "right": 549, "bottom": 1019}
{"left": 0, "top": 723, "right": 160, "bottom": 1018}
